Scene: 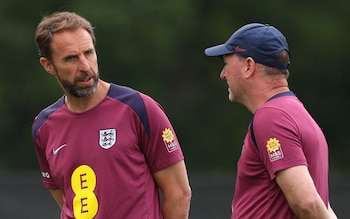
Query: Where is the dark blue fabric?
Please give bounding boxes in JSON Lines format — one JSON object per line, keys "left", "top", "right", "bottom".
{"left": 32, "top": 97, "right": 65, "bottom": 142}
{"left": 107, "top": 84, "right": 150, "bottom": 137}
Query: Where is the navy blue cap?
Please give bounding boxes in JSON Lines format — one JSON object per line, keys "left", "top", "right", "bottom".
{"left": 205, "top": 23, "right": 290, "bottom": 69}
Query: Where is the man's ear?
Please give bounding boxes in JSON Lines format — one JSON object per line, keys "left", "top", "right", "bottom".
{"left": 244, "top": 57, "right": 256, "bottom": 78}
{"left": 39, "top": 57, "right": 56, "bottom": 75}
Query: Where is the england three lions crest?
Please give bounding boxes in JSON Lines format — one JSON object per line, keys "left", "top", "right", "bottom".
{"left": 99, "top": 128, "right": 116, "bottom": 149}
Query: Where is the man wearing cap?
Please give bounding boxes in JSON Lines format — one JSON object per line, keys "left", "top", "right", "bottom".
{"left": 205, "top": 23, "right": 337, "bottom": 218}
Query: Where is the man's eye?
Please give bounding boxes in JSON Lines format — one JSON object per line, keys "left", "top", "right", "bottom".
{"left": 85, "top": 50, "right": 94, "bottom": 56}
{"left": 65, "top": 56, "right": 76, "bottom": 61}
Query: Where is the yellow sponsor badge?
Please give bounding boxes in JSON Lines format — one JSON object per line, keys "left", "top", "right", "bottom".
{"left": 162, "top": 128, "right": 178, "bottom": 153}
{"left": 266, "top": 137, "right": 284, "bottom": 162}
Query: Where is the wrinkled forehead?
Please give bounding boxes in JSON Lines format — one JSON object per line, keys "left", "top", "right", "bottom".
{"left": 50, "top": 28, "right": 94, "bottom": 55}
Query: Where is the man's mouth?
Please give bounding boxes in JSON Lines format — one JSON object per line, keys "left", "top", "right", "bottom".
{"left": 77, "top": 77, "right": 93, "bottom": 86}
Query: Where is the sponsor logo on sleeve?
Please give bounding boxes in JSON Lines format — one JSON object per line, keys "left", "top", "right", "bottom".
{"left": 266, "top": 137, "right": 284, "bottom": 162}
{"left": 162, "top": 128, "right": 178, "bottom": 153}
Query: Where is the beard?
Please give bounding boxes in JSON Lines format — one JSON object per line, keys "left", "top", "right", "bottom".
{"left": 57, "top": 71, "right": 99, "bottom": 98}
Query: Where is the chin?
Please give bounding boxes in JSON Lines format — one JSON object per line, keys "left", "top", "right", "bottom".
{"left": 228, "top": 93, "right": 235, "bottom": 102}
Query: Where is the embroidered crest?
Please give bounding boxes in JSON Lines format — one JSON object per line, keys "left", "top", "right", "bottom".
{"left": 99, "top": 128, "right": 116, "bottom": 149}
{"left": 266, "top": 137, "right": 284, "bottom": 162}
{"left": 162, "top": 128, "right": 178, "bottom": 153}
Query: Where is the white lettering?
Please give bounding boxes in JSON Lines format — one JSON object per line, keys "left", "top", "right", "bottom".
{"left": 41, "top": 171, "right": 50, "bottom": 178}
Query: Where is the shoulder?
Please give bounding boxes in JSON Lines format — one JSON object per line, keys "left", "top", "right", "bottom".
{"left": 32, "top": 96, "right": 65, "bottom": 141}
{"left": 107, "top": 83, "right": 162, "bottom": 111}
{"left": 107, "top": 83, "right": 139, "bottom": 99}
{"left": 252, "top": 96, "right": 302, "bottom": 140}
{"left": 256, "top": 95, "right": 301, "bottom": 118}
{"left": 108, "top": 84, "right": 155, "bottom": 104}
{"left": 256, "top": 95, "right": 307, "bottom": 125}
{"left": 107, "top": 84, "right": 164, "bottom": 137}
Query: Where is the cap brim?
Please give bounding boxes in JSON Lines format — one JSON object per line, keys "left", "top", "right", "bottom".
{"left": 204, "top": 44, "right": 232, "bottom": 56}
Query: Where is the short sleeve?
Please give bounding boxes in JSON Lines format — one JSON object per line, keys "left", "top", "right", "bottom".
{"left": 253, "top": 107, "right": 307, "bottom": 179}
{"left": 139, "top": 94, "right": 184, "bottom": 173}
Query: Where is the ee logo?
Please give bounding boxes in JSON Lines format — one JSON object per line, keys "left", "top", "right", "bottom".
{"left": 71, "top": 165, "right": 98, "bottom": 219}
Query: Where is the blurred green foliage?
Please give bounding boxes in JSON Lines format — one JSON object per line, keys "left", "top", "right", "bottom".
{"left": 0, "top": 0, "right": 349, "bottom": 173}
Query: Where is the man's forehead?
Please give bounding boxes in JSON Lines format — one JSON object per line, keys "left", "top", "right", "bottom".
{"left": 223, "top": 53, "right": 239, "bottom": 62}
{"left": 51, "top": 29, "right": 94, "bottom": 54}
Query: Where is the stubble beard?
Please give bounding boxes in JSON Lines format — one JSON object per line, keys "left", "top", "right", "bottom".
{"left": 57, "top": 71, "right": 99, "bottom": 98}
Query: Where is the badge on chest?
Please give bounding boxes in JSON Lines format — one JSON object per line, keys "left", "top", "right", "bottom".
{"left": 99, "top": 128, "right": 117, "bottom": 149}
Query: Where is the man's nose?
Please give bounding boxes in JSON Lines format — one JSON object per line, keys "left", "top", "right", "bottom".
{"left": 220, "top": 67, "right": 226, "bottom": 80}
{"left": 79, "top": 57, "right": 90, "bottom": 71}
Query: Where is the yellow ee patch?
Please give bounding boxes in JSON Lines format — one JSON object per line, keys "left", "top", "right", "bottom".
{"left": 266, "top": 137, "right": 284, "bottom": 162}
{"left": 162, "top": 128, "right": 178, "bottom": 153}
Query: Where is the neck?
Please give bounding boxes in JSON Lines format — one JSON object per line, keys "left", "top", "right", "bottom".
{"left": 65, "top": 80, "right": 110, "bottom": 113}
{"left": 245, "top": 85, "right": 290, "bottom": 114}
{"left": 242, "top": 67, "right": 290, "bottom": 114}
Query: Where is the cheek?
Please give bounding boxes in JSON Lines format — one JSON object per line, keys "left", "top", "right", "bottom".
{"left": 88, "top": 58, "right": 99, "bottom": 71}
{"left": 55, "top": 66, "right": 77, "bottom": 81}
{"left": 91, "top": 62, "right": 99, "bottom": 72}
{"left": 227, "top": 72, "right": 241, "bottom": 89}
{"left": 225, "top": 70, "right": 235, "bottom": 83}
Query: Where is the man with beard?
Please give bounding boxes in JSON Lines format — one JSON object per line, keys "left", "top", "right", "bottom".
{"left": 32, "top": 11, "right": 191, "bottom": 219}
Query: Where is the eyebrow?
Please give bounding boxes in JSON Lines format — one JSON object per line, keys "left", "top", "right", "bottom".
{"left": 62, "top": 48, "right": 95, "bottom": 60}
